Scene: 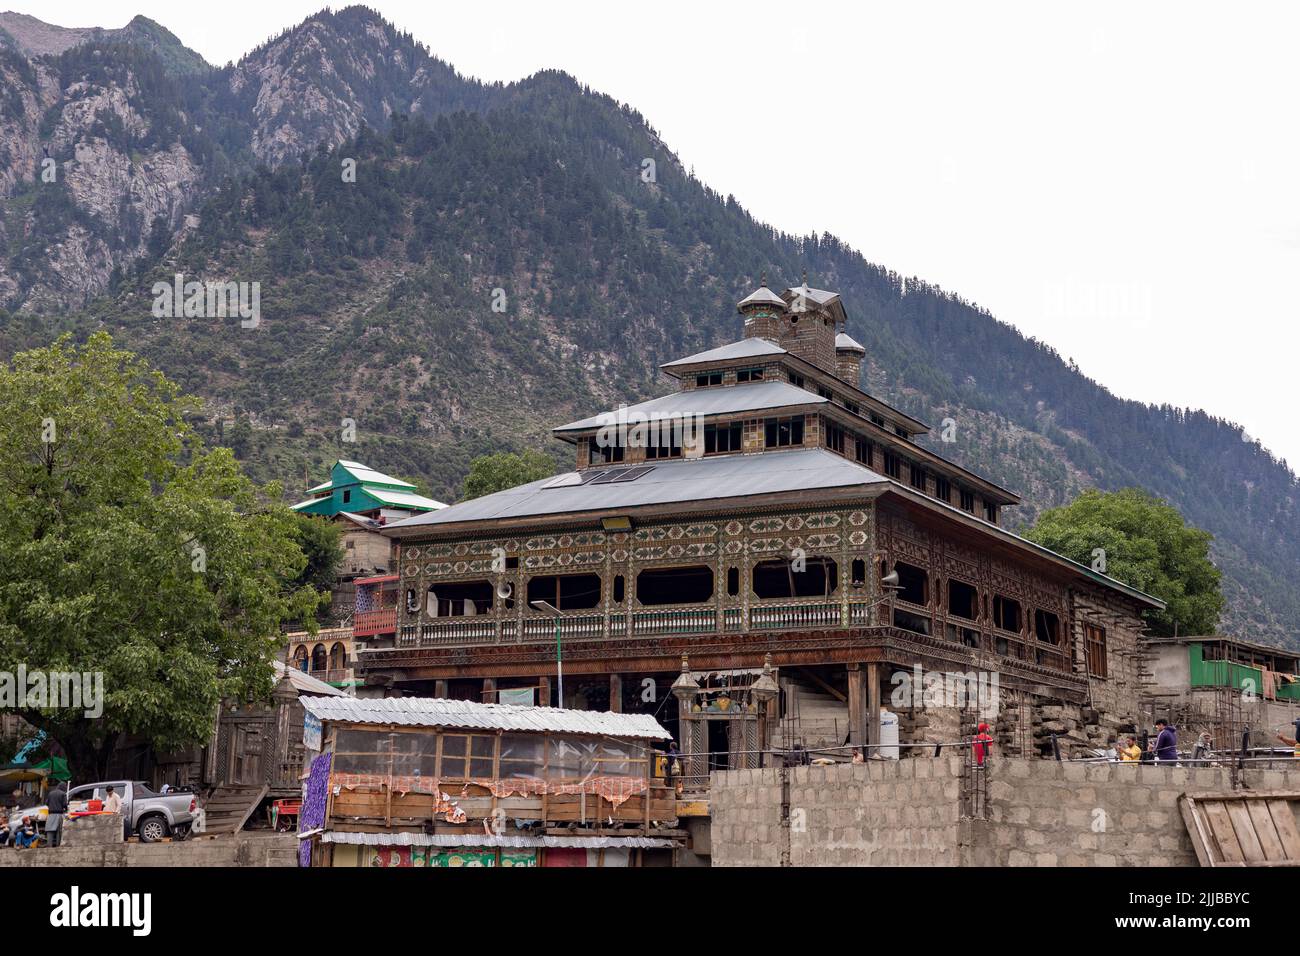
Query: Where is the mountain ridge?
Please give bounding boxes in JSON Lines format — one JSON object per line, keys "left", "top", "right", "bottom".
{"left": 0, "top": 6, "right": 1295, "bottom": 648}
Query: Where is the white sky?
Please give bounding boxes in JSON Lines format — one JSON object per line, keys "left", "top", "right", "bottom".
{"left": 11, "top": 1, "right": 1299, "bottom": 468}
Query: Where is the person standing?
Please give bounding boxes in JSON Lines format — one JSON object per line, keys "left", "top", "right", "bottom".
{"left": 1153, "top": 719, "right": 1179, "bottom": 763}
{"left": 103, "top": 785, "right": 123, "bottom": 815}
{"left": 45, "top": 780, "right": 67, "bottom": 848}
{"left": 1118, "top": 736, "right": 1143, "bottom": 762}
{"left": 973, "top": 722, "right": 994, "bottom": 768}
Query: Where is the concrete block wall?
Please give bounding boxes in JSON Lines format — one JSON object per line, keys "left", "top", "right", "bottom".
{"left": 0, "top": 833, "right": 298, "bottom": 868}
{"left": 711, "top": 757, "right": 965, "bottom": 867}
{"left": 711, "top": 757, "right": 1300, "bottom": 867}
{"left": 974, "top": 759, "right": 1300, "bottom": 867}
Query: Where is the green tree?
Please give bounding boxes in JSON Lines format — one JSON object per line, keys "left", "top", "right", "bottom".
{"left": 0, "top": 333, "right": 323, "bottom": 778}
{"left": 460, "top": 450, "right": 554, "bottom": 501}
{"left": 290, "top": 511, "right": 343, "bottom": 598}
{"left": 1024, "top": 488, "right": 1225, "bottom": 637}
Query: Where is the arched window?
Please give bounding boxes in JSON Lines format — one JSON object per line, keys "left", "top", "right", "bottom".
{"left": 329, "top": 642, "right": 346, "bottom": 671}
{"left": 311, "top": 644, "right": 327, "bottom": 672}
{"left": 293, "top": 645, "right": 309, "bottom": 672}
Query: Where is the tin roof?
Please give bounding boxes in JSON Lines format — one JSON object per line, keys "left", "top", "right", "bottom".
{"left": 386, "top": 447, "right": 888, "bottom": 529}
{"left": 554, "top": 380, "right": 825, "bottom": 433}
{"left": 660, "top": 337, "right": 788, "bottom": 369}
{"left": 274, "top": 661, "right": 346, "bottom": 697}
{"left": 299, "top": 695, "right": 673, "bottom": 740}
{"left": 737, "top": 286, "right": 788, "bottom": 311}
{"left": 835, "top": 332, "right": 866, "bottom": 353}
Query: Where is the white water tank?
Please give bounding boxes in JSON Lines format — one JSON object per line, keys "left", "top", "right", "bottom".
{"left": 879, "top": 709, "right": 900, "bottom": 760}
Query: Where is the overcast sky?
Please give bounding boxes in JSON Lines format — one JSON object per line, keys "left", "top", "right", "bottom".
{"left": 11, "top": 1, "right": 1299, "bottom": 468}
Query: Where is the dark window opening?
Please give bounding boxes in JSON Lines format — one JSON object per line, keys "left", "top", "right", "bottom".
{"left": 613, "top": 574, "right": 625, "bottom": 604}
{"left": 993, "top": 595, "right": 1023, "bottom": 633}
{"left": 1034, "top": 609, "right": 1060, "bottom": 645}
{"left": 883, "top": 452, "right": 901, "bottom": 479}
{"left": 824, "top": 422, "right": 846, "bottom": 454}
{"left": 845, "top": 401, "right": 860, "bottom": 415}
{"left": 526, "top": 573, "right": 602, "bottom": 611}
{"left": 894, "top": 425, "right": 908, "bottom": 437}
{"left": 960, "top": 489, "right": 975, "bottom": 513}
{"left": 726, "top": 567, "right": 740, "bottom": 597}
{"left": 342, "top": 489, "right": 351, "bottom": 504}
{"left": 737, "top": 367, "right": 765, "bottom": 383}
{"left": 935, "top": 476, "right": 952, "bottom": 503}
{"left": 870, "top": 414, "right": 886, "bottom": 428}
{"left": 645, "top": 432, "right": 682, "bottom": 460}
{"left": 910, "top": 465, "right": 927, "bottom": 491}
{"left": 851, "top": 558, "right": 866, "bottom": 587}
{"left": 893, "top": 607, "right": 931, "bottom": 635}
{"left": 892, "top": 561, "right": 928, "bottom": 605}
{"left": 695, "top": 372, "right": 723, "bottom": 387}
{"left": 818, "top": 386, "right": 834, "bottom": 400}
{"left": 985, "top": 503, "right": 999, "bottom": 523}
{"left": 947, "top": 579, "right": 978, "bottom": 620}
{"left": 765, "top": 417, "right": 805, "bottom": 448}
{"left": 428, "top": 580, "right": 494, "bottom": 617}
{"left": 752, "top": 557, "right": 838, "bottom": 599}
{"left": 636, "top": 566, "right": 714, "bottom": 605}
{"left": 855, "top": 438, "right": 873, "bottom": 466}
{"left": 788, "top": 372, "right": 805, "bottom": 389}
{"left": 595, "top": 440, "right": 626, "bottom": 464}
{"left": 704, "top": 422, "right": 743, "bottom": 454}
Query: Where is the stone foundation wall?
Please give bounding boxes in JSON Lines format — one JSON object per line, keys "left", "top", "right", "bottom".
{"left": 0, "top": 833, "right": 298, "bottom": 868}
{"left": 711, "top": 757, "right": 1300, "bottom": 867}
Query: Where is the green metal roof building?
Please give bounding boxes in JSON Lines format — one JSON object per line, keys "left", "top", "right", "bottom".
{"left": 292, "top": 460, "right": 446, "bottom": 517}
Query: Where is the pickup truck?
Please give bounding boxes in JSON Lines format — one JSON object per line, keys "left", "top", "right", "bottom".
{"left": 9, "top": 780, "right": 199, "bottom": 843}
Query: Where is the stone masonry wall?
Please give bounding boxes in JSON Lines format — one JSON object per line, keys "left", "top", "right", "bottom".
{"left": 711, "top": 757, "right": 965, "bottom": 866}
{"left": 0, "top": 833, "right": 298, "bottom": 868}
{"left": 711, "top": 757, "right": 1300, "bottom": 867}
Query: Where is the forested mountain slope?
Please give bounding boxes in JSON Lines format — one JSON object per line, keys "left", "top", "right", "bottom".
{"left": 0, "top": 7, "right": 1294, "bottom": 646}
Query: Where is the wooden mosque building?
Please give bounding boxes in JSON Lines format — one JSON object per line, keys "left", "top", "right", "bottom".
{"left": 363, "top": 279, "right": 1164, "bottom": 786}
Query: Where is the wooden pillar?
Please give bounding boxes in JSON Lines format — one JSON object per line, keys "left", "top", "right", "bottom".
{"left": 609, "top": 673, "right": 623, "bottom": 713}
{"left": 434, "top": 679, "right": 448, "bottom": 699}
{"left": 847, "top": 663, "right": 867, "bottom": 749}
{"left": 866, "top": 662, "right": 882, "bottom": 751}
{"left": 538, "top": 676, "right": 551, "bottom": 708}
{"left": 482, "top": 677, "right": 497, "bottom": 703}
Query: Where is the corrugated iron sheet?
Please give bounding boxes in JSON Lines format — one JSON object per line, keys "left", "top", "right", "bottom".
{"left": 318, "top": 831, "right": 675, "bottom": 849}
{"left": 299, "top": 695, "right": 672, "bottom": 740}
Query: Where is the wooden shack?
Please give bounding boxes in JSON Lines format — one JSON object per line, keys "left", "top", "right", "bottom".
{"left": 298, "top": 695, "right": 680, "bottom": 867}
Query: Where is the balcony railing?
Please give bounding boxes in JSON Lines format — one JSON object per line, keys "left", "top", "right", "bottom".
{"left": 353, "top": 608, "right": 397, "bottom": 636}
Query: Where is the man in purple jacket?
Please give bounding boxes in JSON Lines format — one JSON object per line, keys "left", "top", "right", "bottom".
{"left": 1153, "top": 719, "right": 1179, "bottom": 762}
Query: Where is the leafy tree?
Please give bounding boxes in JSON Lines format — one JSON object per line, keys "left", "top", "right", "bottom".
{"left": 290, "top": 512, "right": 343, "bottom": 597}
{"left": 1024, "top": 488, "right": 1225, "bottom": 637}
{"left": 0, "top": 333, "right": 323, "bottom": 778}
{"left": 460, "top": 450, "right": 554, "bottom": 501}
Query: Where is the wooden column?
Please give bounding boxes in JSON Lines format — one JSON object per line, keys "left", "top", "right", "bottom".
{"left": 433, "top": 679, "right": 448, "bottom": 699}
{"left": 847, "top": 663, "right": 867, "bottom": 749}
{"left": 538, "top": 676, "right": 551, "bottom": 708}
{"left": 866, "top": 662, "right": 882, "bottom": 751}
{"left": 482, "top": 677, "right": 497, "bottom": 703}
{"left": 609, "top": 673, "right": 623, "bottom": 713}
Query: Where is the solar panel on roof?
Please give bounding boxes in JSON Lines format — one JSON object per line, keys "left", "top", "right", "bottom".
{"left": 587, "top": 468, "right": 630, "bottom": 485}
{"left": 613, "top": 466, "right": 655, "bottom": 482}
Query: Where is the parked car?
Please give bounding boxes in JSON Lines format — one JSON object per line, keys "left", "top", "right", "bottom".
{"left": 8, "top": 780, "right": 199, "bottom": 843}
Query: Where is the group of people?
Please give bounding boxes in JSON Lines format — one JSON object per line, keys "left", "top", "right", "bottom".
{"left": 1114, "top": 718, "right": 1184, "bottom": 763}
{"left": 1, "top": 781, "right": 122, "bottom": 850}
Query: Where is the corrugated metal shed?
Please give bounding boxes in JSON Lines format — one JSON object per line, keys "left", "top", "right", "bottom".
{"left": 385, "top": 447, "right": 887, "bottom": 529}
{"left": 274, "top": 660, "right": 346, "bottom": 697}
{"left": 554, "top": 380, "right": 825, "bottom": 434}
{"left": 299, "top": 695, "right": 673, "bottom": 740}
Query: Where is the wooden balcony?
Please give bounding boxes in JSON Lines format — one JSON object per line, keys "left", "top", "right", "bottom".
{"left": 353, "top": 608, "right": 397, "bottom": 637}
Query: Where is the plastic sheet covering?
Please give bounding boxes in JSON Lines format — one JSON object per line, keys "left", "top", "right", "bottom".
{"left": 321, "top": 830, "right": 674, "bottom": 849}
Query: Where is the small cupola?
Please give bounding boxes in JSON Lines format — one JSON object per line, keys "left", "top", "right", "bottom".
{"left": 835, "top": 332, "right": 867, "bottom": 385}
{"left": 738, "top": 273, "right": 787, "bottom": 341}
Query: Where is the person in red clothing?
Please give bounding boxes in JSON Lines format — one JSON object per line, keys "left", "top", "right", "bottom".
{"left": 973, "top": 722, "right": 994, "bottom": 767}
